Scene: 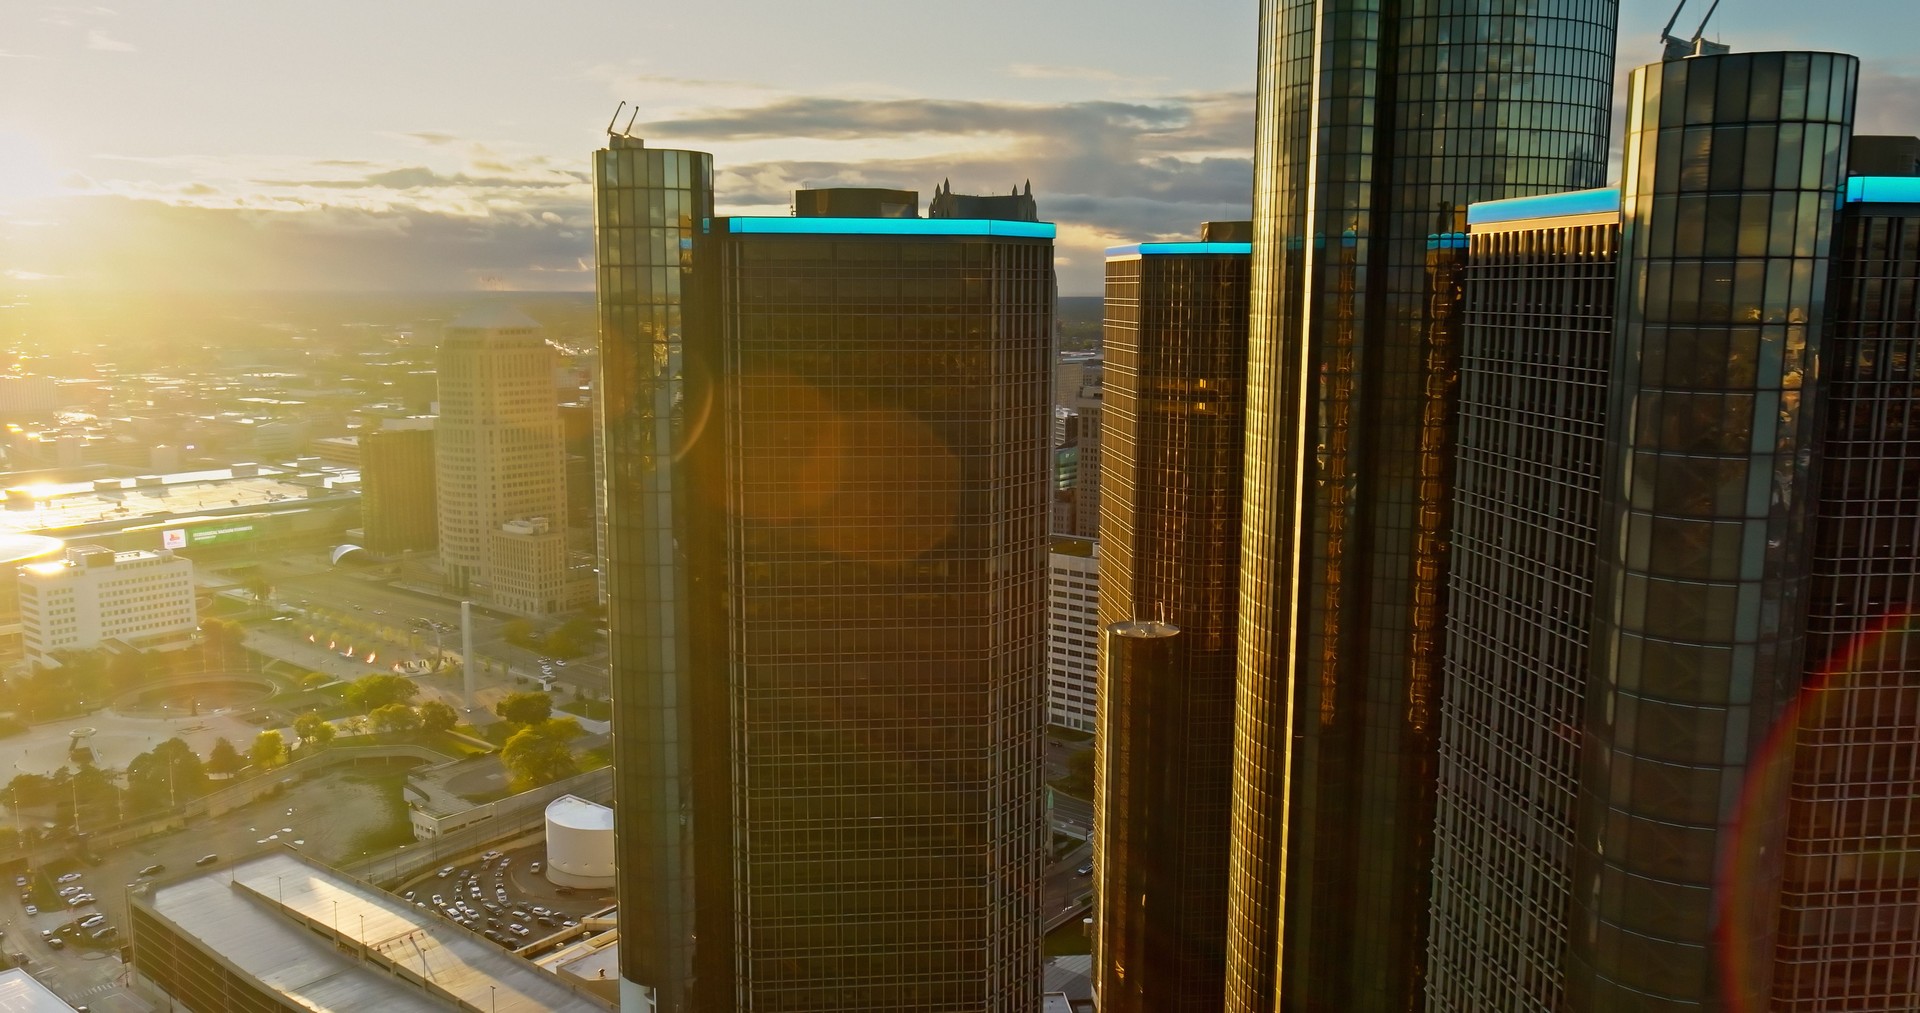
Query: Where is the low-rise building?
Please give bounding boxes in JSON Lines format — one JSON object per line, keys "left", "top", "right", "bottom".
{"left": 18, "top": 544, "right": 195, "bottom": 664}
{"left": 129, "top": 851, "right": 610, "bottom": 1013}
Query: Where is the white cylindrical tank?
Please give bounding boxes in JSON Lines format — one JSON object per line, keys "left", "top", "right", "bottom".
{"left": 544, "top": 794, "right": 615, "bottom": 888}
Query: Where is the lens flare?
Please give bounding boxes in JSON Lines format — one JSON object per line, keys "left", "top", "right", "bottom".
{"left": 1717, "top": 609, "right": 1920, "bottom": 1010}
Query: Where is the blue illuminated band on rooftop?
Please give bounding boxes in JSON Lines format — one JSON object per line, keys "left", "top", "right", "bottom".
{"left": 1426, "top": 233, "right": 1469, "bottom": 250}
{"left": 1104, "top": 242, "right": 1253, "bottom": 259}
{"left": 1843, "top": 176, "right": 1920, "bottom": 205}
{"left": 1466, "top": 187, "right": 1621, "bottom": 226}
{"left": 725, "top": 217, "right": 1055, "bottom": 238}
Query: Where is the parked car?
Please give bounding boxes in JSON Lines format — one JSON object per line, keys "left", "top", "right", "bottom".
{"left": 23, "top": 905, "right": 36, "bottom": 916}
{"left": 78, "top": 915, "right": 104, "bottom": 930}
{"left": 196, "top": 854, "right": 219, "bottom": 866}
{"left": 138, "top": 864, "right": 165, "bottom": 877}
{"left": 89, "top": 927, "right": 116, "bottom": 941}
{"left": 436, "top": 867, "right": 454, "bottom": 878}
{"left": 44, "top": 937, "right": 62, "bottom": 950}
{"left": 529, "top": 861, "right": 543, "bottom": 874}
{"left": 55, "top": 873, "right": 82, "bottom": 884}
{"left": 66, "top": 894, "right": 93, "bottom": 908}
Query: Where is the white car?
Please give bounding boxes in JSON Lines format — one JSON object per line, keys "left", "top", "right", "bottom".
{"left": 23, "top": 905, "right": 36, "bottom": 916}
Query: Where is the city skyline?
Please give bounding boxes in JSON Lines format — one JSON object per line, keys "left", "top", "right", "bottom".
{"left": 2, "top": 0, "right": 1916, "bottom": 296}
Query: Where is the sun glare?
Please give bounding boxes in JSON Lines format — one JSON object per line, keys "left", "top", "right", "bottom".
{"left": 0, "top": 132, "right": 63, "bottom": 206}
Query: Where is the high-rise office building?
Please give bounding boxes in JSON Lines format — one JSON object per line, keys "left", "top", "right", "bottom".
{"left": 1226, "top": 3, "right": 1619, "bottom": 1010}
{"left": 595, "top": 135, "right": 1051, "bottom": 1012}
{"left": 434, "top": 306, "right": 568, "bottom": 604}
{"left": 1048, "top": 535, "right": 1099, "bottom": 732}
{"left": 360, "top": 419, "right": 437, "bottom": 554}
{"left": 1424, "top": 199, "right": 1615, "bottom": 1013}
{"left": 1428, "top": 51, "right": 1920, "bottom": 1013}
{"left": 1094, "top": 229, "right": 1249, "bottom": 1013}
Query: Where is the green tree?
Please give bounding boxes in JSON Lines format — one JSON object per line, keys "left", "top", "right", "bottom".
{"left": 417, "top": 699, "right": 459, "bottom": 734}
{"left": 106, "top": 650, "right": 149, "bottom": 693}
{"left": 125, "top": 738, "right": 208, "bottom": 809}
{"left": 344, "top": 673, "right": 420, "bottom": 713}
{"left": 206, "top": 736, "right": 243, "bottom": 775}
{"left": 292, "top": 713, "right": 335, "bottom": 751}
{"left": 199, "top": 618, "right": 240, "bottom": 670}
{"left": 6, "top": 772, "right": 53, "bottom": 809}
{"left": 249, "top": 730, "right": 286, "bottom": 770}
{"left": 501, "top": 618, "right": 534, "bottom": 647}
{"left": 244, "top": 575, "right": 272, "bottom": 605}
{"left": 500, "top": 718, "right": 582, "bottom": 791}
{"left": 494, "top": 690, "right": 552, "bottom": 727}
{"left": 370, "top": 703, "right": 422, "bottom": 735}
{"left": 541, "top": 629, "right": 582, "bottom": 658}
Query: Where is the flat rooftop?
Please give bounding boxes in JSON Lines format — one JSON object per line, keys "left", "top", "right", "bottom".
{"left": 0, "top": 464, "right": 358, "bottom": 539}
{"left": 137, "top": 850, "right": 608, "bottom": 1013}
{"left": 0, "top": 969, "right": 76, "bottom": 1012}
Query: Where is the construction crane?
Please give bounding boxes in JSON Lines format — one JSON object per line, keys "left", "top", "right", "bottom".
{"left": 1660, "top": 0, "right": 1730, "bottom": 61}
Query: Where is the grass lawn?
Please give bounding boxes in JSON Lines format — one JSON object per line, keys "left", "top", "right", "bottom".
{"left": 1045, "top": 919, "right": 1092, "bottom": 956}
{"left": 343, "top": 768, "right": 420, "bottom": 855}
{"left": 559, "top": 697, "right": 611, "bottom": 721}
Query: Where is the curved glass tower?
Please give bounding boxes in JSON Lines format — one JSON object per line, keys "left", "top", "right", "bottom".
{"left": 1227, "top": 3, "right": 1618, "bottom": 1010}
{"left": 1566, "top": 51, "right": 1858, "bottom": 1011}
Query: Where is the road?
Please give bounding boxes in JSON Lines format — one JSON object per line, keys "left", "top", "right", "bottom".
{"left": 239, "top": 553, "right": 610, "bottom": 699}
{"left": 6, "top": 758, "right": 418, "bottom": 1010}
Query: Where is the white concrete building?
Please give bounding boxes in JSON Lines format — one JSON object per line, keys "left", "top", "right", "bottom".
{"left": 18, "top": 545, "right": 196, "bottom": 664}
{"left": 1049, "top": 537, "right": 1099, "bottom": 732}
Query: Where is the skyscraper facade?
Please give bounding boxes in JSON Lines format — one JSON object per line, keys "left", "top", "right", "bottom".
{"left": 360, "top": 420, "right": 437, "bottom": 554}
{"left": 1094, "top": 233, "right": 1250, "bottom": 1013}
{"left": 1227, "top": 3, "right": 1619, "bottom": 1010}
{"left": 1566, "top": 51, "right": 1858, "bottom": 1011}
{"left": 434, "top": 305, "right": 567, "bottom": 600}
{"left": 1773, "top": 169, "right": 1920, "bottom": 1011}
{"left": 595, "top": 143, "right": 1051, "bottom": 1011}
{"left": 1424, "top": 196, "right": 1616, "bottom": 1013}
{"left": 1427, "top": 54, "right": 1920, "bottom": 1013}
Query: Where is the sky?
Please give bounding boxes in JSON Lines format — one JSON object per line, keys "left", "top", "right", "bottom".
{"left": 1, "top": 0, "right": 1916, "bottom": 297}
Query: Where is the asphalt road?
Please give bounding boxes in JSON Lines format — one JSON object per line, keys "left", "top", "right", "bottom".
{"left": 242, "top": 556, "right": 610, "bottom": 697}
{"left": 6, "top": 760, "right": 415, "bottom": 1010}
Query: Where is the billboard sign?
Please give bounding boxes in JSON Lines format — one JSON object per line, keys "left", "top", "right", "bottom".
{"left": 163, "top": 522, "right": 257, "bottom": 548}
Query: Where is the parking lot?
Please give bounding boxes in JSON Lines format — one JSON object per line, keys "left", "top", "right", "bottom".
{"left": 3, "top": 758, "right": 418, "bottom": 1008}
{"left": 393, "top": 839, "right": 613, "bottom": 952}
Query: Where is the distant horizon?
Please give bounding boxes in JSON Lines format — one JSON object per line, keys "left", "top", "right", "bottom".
{"left": 4, "top": 0, "right": 1916, "bottom": 299}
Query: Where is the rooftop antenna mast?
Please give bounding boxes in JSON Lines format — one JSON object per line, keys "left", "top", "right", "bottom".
{"left": 605, "top": 100, "right": 627, "bottom": 138}
{"left": 624, "top": 106, "right": 640, "bottom": 136}
{"left": 1660, "top": 0, "right": 1729, "bottom": 61}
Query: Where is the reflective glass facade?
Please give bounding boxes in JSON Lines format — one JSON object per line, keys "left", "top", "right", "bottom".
{"left": 1229, "top": 3, "right": 1617, "bottom": 1010}
{"left": 1566, "top": 52, "right": 1859, "bottom": 1012}
{"left": 1772, "top": 200, "right": 1920, "bottom": 1010}
{"left": 714, "top": 225, "right": 1050, "bottom": 1012}
{"left": 595, "top": 139, "right": 727, "bottom": 1013}
{"left": 1095, "top": 247, "right": 1249, "bottom": 1013}
{"left": 1427, "top": 219, "right": 1616, "bottom": 1013}
{"left": 598, "top": 162, "right": 1050, "bottom": 1010}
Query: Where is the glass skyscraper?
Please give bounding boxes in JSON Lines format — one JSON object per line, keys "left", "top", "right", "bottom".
{"left": 595, "top": 147, "right": 1051, "bottom": 1011}
{"left": 1094, "top": 231, "right": 1250, "bottom": 1013}
{"left": 1227, "top": 2, "right": 1618, "bottom": 1010}
{"left": 1427, "top": 51, "right": 1920, "bottom": 1013}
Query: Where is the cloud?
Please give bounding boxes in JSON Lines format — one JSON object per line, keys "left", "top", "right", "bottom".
{"left": 1007, "top": 64, "right": 1129, "bottom": 83}
{"left": 83, "top": 29, "right": 133, "bottom": 51}
{"left": 640, "top": 91, "right": 1253, "bottom": 291}
{"left": 8, "top": 195, "right": 594, "bottom": 292}
{"left": 15, "top": 90, "right": 1254, "bottom": 294}
{"left": 1858, "top": 68, "right": 1920, "bottom": 137}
